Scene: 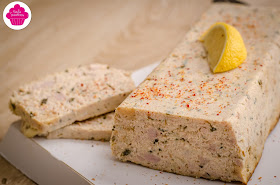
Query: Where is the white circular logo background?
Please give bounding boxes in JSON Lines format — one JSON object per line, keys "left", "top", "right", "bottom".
{"left": 3, "top": 1, "right": 32, "bottom": 30}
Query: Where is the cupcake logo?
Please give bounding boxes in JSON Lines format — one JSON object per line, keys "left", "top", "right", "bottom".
{"left": 3, "top": 1, "right": 31, "bottom": 30}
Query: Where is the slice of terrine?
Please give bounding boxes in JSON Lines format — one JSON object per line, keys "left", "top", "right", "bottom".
{"left": 47, "top": 112, "right": 114, "bottom": 141}
{"left": 111, "top": 4, "right": 280, "bottom": 183}
{"left": 10, "top": 64, "right": 135, "bottom": 137}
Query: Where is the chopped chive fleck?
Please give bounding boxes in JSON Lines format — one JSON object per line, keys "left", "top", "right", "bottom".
{"left": 158, "top": 128, "right": 167, "bottom": 132}
{"left": 69, "top": 98, "right": 75, "bottom": 102}
{"left": 209, "top": 123, "right": 217, "bottom": 132}
{"left": 210, "top": 126, "right": 217, "bottom": 132}
{"left": 10, "top": 101, "right": 16, "bottom": 111}
{"left": 30, "top": 112, "right": 35, "bottom": 117}
{"left": 71, "top": 87, "right": 75, "bottom": 91}
{"left": 65, "top": 69, "right": 69, "bottom": 73}
{"left": 106, "top": 83, "right": 115, "bottom": 90}
{"left": 121, "top": 149, "right": 131, "bottom": 156}
{"left": 258, "top": 80, "right": 262, "bottom": 88}
{"left": 111, "top": 136, "right": 116, "bottom": 142}
{"left": 149, "top": 150, "right": 153, "bottom": 153}
{"left": 40, "top": 98, "right": 48, "bottom": 106}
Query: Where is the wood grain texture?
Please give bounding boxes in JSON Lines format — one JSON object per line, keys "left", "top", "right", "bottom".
{"left": 0, "top": 156, "right": 36, "bottom": 185}
{"left": 1, "top": 0, "right": 278, "bottom": 184}
{"left": 0, "top": 0, "right": 210, "bottom": 140}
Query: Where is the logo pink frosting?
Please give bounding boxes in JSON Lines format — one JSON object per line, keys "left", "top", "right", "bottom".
{"left": 6, "top": 4, "right": 29, "bottom": 26}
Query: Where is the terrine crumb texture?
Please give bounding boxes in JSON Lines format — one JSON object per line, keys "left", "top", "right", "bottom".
{"left": 10, "top": 64, "right": 135, "bottom": 137}
{"left": 111, "top": 4, "right": 280, "bottom": 184}
{"left": 47, "top": 112, "right": 114, "bottom": 141}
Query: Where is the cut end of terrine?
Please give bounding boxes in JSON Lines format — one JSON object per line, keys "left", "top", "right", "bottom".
{"left": 111, "top": 107, "right": 247, "bottom": 183}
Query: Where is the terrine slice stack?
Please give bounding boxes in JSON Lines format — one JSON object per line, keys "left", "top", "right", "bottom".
{"left": 10, "top": 64, "right": 135, "bottom": 138}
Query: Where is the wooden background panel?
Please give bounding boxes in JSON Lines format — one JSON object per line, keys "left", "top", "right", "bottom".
{"left": 0, "top": 0, "right": 211, "bottom": 141}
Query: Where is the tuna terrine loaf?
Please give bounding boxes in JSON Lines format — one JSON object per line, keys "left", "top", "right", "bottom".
{"left": 47, "top": 112, "right": 114, "bottom": 141}
{"left": 111, "top": 4, "right": 280, "bottom": 183}
{"left": 10, "top": 64, "right": 135, "bottom": 137}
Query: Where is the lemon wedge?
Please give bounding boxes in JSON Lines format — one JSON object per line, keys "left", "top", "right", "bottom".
{"left": 200, "top": 22, "right": 247, "bottom": 73}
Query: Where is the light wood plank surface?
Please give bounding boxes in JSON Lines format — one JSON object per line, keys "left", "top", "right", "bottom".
{"left": 0, "top": 0, "right": 279, "bottom": 184}
{"left": 0, "top": 0, "right": 211, "bottom": 140}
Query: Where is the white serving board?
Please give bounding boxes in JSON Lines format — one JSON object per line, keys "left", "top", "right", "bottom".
{"left": 1, "top": 63, "right": 280, "bottom": 185}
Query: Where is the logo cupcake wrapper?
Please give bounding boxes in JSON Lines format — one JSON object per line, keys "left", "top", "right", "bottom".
{"left": 6, "top": 4, "right": 29, "bottom": 26}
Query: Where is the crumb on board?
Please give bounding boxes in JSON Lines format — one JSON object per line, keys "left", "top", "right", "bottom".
{"left": 258, "top": 177, "right": 262, "bottom": 180}
{"left": 91, "top": 178, "right": 95, "bottom": 181}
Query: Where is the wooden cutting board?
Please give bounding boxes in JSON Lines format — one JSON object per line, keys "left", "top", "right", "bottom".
{"left": 0, "top": 0, "right": 279, "bottom": 184}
